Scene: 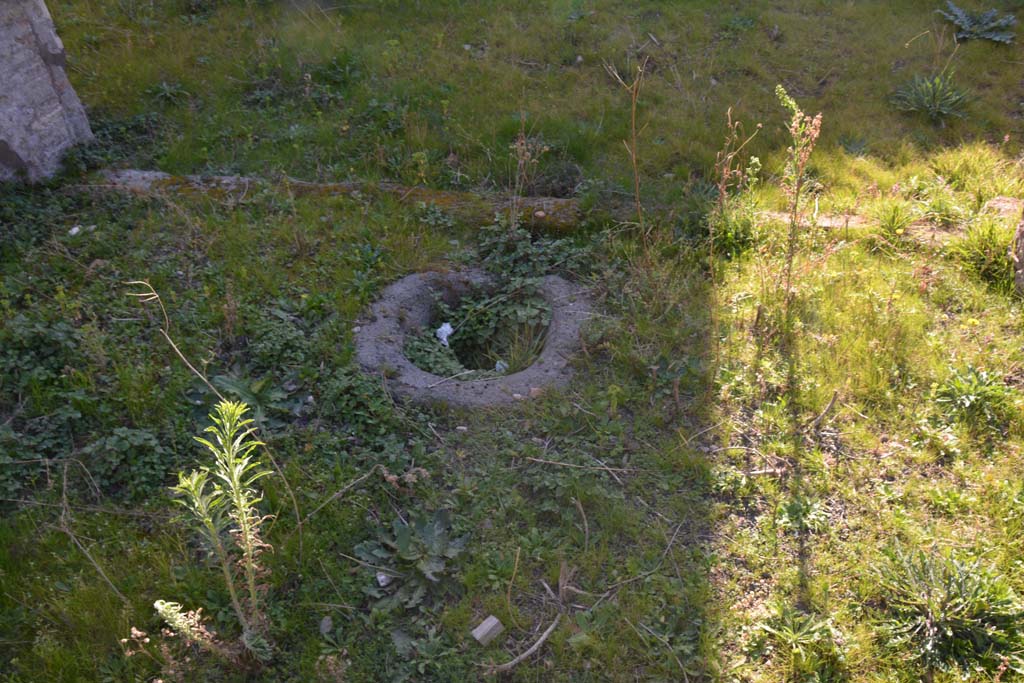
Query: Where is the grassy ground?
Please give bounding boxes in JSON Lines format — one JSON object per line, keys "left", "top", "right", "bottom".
{"left": 4, "top": 0, "right": 1024, "bottom": 681}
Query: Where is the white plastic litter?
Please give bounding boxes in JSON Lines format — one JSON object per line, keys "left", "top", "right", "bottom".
{"left": 436, "top": 322, "right": 454, "bottom": 347}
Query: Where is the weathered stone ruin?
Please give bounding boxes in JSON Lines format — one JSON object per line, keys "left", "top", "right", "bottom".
{"left": 1, "top": 0, "right": 92, "bottom": 182}
{"left": 1012, "top": 205, "right": 1024, "bottom": 295}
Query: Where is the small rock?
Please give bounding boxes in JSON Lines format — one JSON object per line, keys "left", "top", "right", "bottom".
{"left": 319, "top": 615, "right": 333, "bottom": 636}
{"left": 512, "top": 393, "right": 525, "bottom": 400}
{"left": 471, "top": 615, "right": 504, "bottom": 645}
{"left": 984, "top": 196, "right": 1024, "bottom": 221}
{"left": 575, "top": 54, "right": 584, "bottom": 65}
{"left": 529, "top": 387, "right": 544, "bottom": 398}
{"left": 1010, "top": 210, "right": 1024, "bottom": 294}
{"left": 376, "top": 572, "right": 393, "bottom": 587}
{"left": 456, "top": 425, "right": 468, "bottom": 432}
{"left": 67, "top": 225, "right": 81, "bottom": 236}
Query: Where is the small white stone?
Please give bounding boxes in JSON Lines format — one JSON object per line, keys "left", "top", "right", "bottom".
{"left": 376, "top": 572, "right": 393, "bottom": 587}
{"left": 436, "top": 322, "right": 454, "bottom": 347}
{"left": 455, "top": 425, "right": 468, "bottom": 432}
{"left": 471, "top": 615, "right": 504, "bottom": 645}
{"left": 68, "top": 225, "right": 81, "bottom": 236}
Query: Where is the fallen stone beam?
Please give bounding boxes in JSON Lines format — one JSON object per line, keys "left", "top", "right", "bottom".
{"left": 95, "top": 169, "right": 580, "bottom": 232}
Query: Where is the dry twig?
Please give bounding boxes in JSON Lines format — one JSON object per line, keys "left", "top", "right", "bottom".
{"left": 484, "top": 613, "right": 562, "bottom": 674}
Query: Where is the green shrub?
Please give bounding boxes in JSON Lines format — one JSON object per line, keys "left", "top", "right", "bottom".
{"left": 933, "top": 365, "right": 1015, "bottom": 435}
{"left": 403, "top": 330, "right": 470, "bottom": 379}
{"left": 318, "top": 368, "right": 398, "bottom": 443}
{"left": 0, "top": 314, "right": 79, "bottom": 396}
{"left": 211, "top": 373, "right": 296, "bottom": 429}
{"left": 875, "top": 546, "right": 1024, "bottom": 678}
{"left": 918, "top": 188, "right": 966, "bottom": 228}
{"left": 246, "top": 312, "right": 307, "bottom": 373}
{"left": 709, "top": 203, "right": 757, "bottom": 258}
{"left": 946, "top": 218, "right": 1016, "bottom": 293}
{"left": 930, "top": 144, "right": 1024, "bottom": 204}
{"left": 776, "top": 495, "right": 829, "bottom": 535}
{"left": 478, "top": 221, "right": 593, "bottom": 280}
{"left": 892, "top": 73, "right": 969, "bottom": 125}
{"left": 873, "top": 200, "right": 914, "bottom": 239}
{"left": 83, "top": 427, "right": 170, "bottom": 500}
{"left": 911, "top": 419, "right": 962, "bottom": 461}
{"left": 435, "top": 281, "right": 551, "bottom": 374}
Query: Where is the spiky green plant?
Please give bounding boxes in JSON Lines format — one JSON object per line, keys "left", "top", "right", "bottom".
{"left": 892, "top": 73, "right": 969, "bottom": 125}
{"left": 159, "top": 401, "right": 274, "bottom": 663}
{"left": 758, "top": 603, "right": 845, "bottom": 681}
{"left": 194, "top": 401, "right": 273, "bottom": 628}
{"left": 876, "top": 546, "right": 1024, "bottom": 680}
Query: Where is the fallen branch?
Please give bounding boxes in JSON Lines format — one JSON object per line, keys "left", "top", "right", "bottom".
{"left": 289, "top": 465, "right": 384, "bottom": 538}
{"left": 589, "top": 522, "right": 683, "bottom": 611}
{"left": 807, "top": 390, "right": 839, "bottom": 430}
{"left": 484, "top": 613, "right": 562, "bottom": 674}
{"left": 57, "top": 461, "right": 128, "bottom": 605}
{"left": 506, "top": 547, "right": 521, "bottom": 629}
{"left": 573, "top": 497, "right": 590, "bottom": 551}
{"left": 524, "top": 456, "right": 636, "bottom": 473}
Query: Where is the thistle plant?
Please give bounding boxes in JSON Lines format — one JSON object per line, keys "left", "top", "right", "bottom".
{"left": 776, "top": 85, "right": 822, "bottom": 313}
{"left": 158, "top": 401, "right": 274, "bottom": 663}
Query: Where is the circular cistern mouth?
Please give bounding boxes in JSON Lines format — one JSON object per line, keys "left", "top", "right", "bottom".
{"left": 354, "top": 269, "right": 594, "bottom": 407}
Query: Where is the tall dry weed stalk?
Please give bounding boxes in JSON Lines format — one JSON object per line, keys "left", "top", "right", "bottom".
{"left": 709, "top": 110, "right": 761, "bottom": 382}
{"left": 605, "top": 57, "right": 649, "bottom": 247}
{"left": 508, "top": 112, "right": 547, "bottom": 230}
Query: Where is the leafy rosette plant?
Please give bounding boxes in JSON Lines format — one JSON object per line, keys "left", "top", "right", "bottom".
{"left": 355, "top": 509, "right": 468, "bottom": 611}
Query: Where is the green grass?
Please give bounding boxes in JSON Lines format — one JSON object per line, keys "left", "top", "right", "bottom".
{"left": 4, "top": 0, "right": 1024, "bottom": 681}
